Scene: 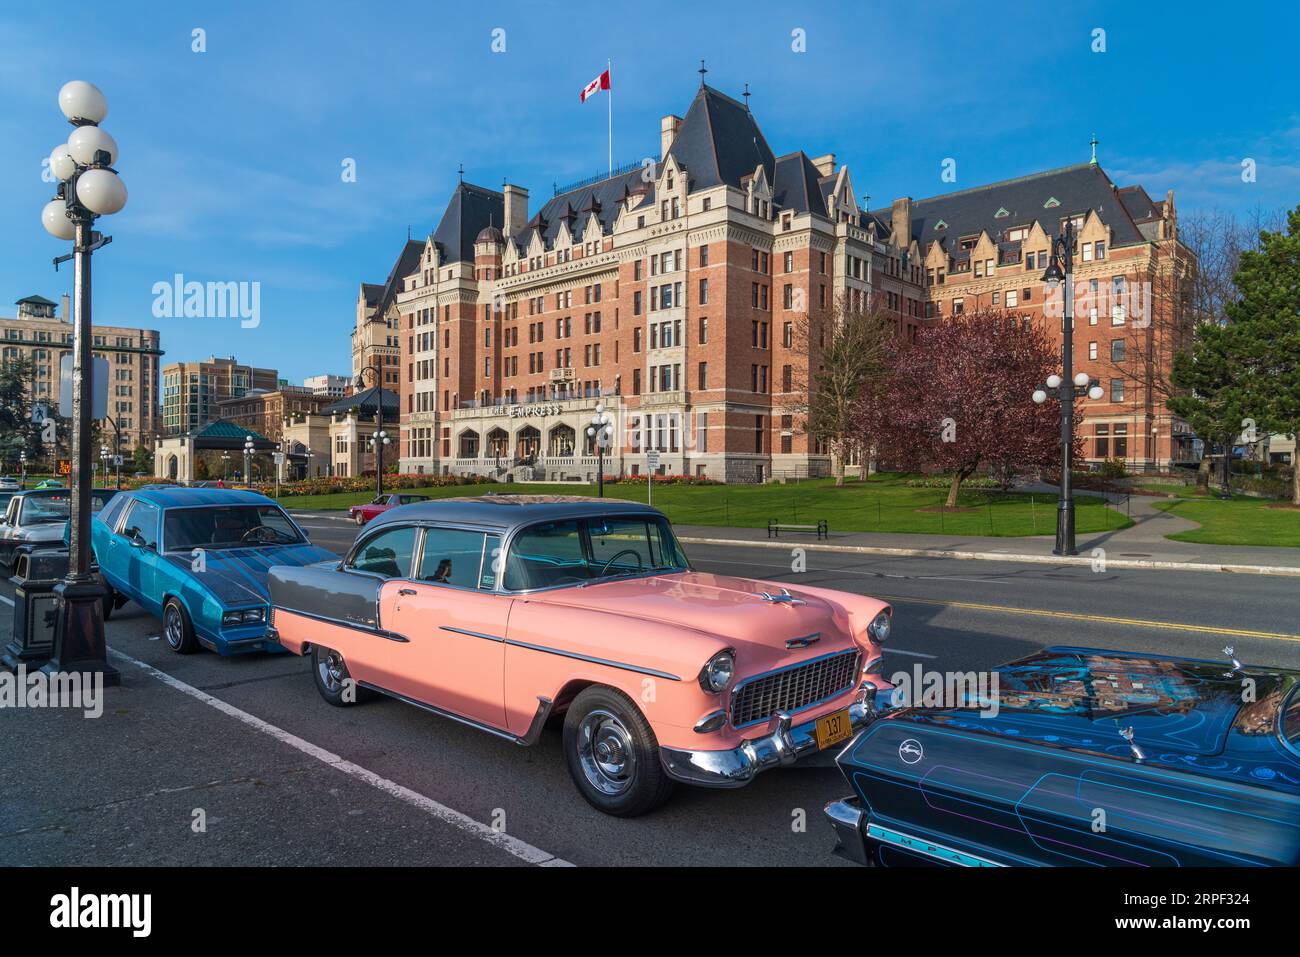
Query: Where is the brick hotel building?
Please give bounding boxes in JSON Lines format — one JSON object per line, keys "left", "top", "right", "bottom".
{"left": 358, "top": 82, "right": 1194, "bottom": 482}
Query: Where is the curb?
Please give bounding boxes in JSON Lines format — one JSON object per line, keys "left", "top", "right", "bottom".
{"left": 676, "top": 536, "right": 1300, "bottom": 578}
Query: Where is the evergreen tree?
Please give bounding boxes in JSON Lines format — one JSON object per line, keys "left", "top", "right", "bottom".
{"left": 1231, "top": 207, "right": 1300, "bottom": 504}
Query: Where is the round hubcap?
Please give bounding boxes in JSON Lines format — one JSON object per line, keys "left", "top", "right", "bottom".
{"left": 577, "top": 709, "right": 636, "bottom": 796}
{"left": 318, "top": 651, "right": 346, "bottom": 693}
{"left": 164, "top": 606, "right": 183, "bottom": 647}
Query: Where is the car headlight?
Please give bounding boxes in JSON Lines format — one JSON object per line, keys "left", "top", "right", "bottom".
{"left": 698, "top": 649, "right": 736, "bottom": 693}
{"left": 866, "top": 609, "right": 891, "bottom": 644}
{"left": 222, "top": 608, "right": 266, "bottom": 626}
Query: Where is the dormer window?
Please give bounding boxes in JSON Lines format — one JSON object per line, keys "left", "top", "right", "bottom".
{"left": 994, "top": 207, "right": 1010, "bottom": 218}
{"left": 1043, "top": 197, "right": 1061, "bottom": 209}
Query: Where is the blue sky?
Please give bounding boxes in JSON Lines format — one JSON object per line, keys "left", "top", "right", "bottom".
{"left": 2, "top": 0, "right": 1296, "bottom": 384}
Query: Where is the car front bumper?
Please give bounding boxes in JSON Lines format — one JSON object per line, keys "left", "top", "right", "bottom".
{"left": 659, "top": 686, "right": 894, "bottom": 788}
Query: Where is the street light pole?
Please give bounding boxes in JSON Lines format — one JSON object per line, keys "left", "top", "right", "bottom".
{"left": 353, "top": 361, "right": 389, "bottom": 497}
{"left": 40, "top": 80, "right": 128, "bottom": 686}
{"left": 1033, "top": 220, "right": 1105, "bottom": 556}
{"left": 586, "top": 404, "right": 614, "bottom": 498}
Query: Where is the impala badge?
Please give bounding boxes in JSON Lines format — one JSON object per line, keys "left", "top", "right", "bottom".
{"left": 899, "top": 739, "right": 924, "bottom": 764}
{"left": 785, "top": 633, "right": 821, "bottom": 650}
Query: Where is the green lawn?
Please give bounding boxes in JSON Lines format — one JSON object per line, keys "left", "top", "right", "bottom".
{"left": 1152, "top": 496, "right": 1300, "bottom": 547}
{"left": 283, "top": 474, "right": 1131, "bottom": 538}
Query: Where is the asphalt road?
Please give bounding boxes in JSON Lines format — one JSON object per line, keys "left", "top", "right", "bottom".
{"left": 2, "top": 511, "right": 1297, "bottom": 867}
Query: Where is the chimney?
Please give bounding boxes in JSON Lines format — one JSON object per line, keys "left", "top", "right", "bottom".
{"left": 503, "top": 184, "right": 528, "bottom": 237}
{"left": 891, "top": 197, "right": 913, "bottom": 249}
{"left": 812, "top": 153, "right": 835, "bottom": 177}
{"left": 61, "top": 293, "right": 70, "bottom": 322}
{"left": 660, "top": 114, "right": 682, "bottom": 160}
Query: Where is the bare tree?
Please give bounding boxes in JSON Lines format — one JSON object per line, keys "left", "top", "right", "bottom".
{"left": 1102, "top": 206, "right": 1285, "bottom": 483}
{"left": 783, "top": 294, "right": 893, "bottom": 486}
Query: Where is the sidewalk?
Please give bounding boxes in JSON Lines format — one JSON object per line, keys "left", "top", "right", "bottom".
{"left": 675, "top": 493, "right": 1300, "bottom": 577}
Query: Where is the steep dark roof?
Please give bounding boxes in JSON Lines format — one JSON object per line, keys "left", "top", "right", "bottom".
{"left": 874, "top": 163, "right": 1147, "bottom": 252}
{"left": 15, "top": 294, "right": 58, "bottom": 307}
{"left": 432, "top": 182, "right": 505, "bottom": 264}
{"left": 1117, "top": 185, "right": 1159, "bottom": 222}
{"left": 321, "top": 385, "right": 399, "bottom": 421}
{"left": 666, "top": 84, "right": 775, "bottom": 191}
{"left": 528, "top": 167, "right": 654, "bottom": 252}
{"left": 772, "top": 152, "right": 828, "bottom": 217}
{"left": 360, "top": 283, "right": 383, "bottom": 308}
{"left": 370, "top": 239, "right": 424, "bottom": 320}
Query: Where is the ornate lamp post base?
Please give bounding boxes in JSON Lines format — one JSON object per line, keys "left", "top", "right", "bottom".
{"left": 1053, "top": 501, "right": 1077, "bottom": 556}
{"left": 41, "top": 578, "right": 120, "bottom": 686}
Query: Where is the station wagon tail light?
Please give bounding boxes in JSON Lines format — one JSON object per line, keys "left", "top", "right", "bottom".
{"left": 698, "top": 649, "right": 736, "bottom": 694}
{"left": 866, "top": 609, "right": 891, "bottom": 645}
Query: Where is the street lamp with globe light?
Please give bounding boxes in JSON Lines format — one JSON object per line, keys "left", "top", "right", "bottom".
{"left": 586, "top": 404, "right": 615, "bottom": 497}
{"left": 38, "top": 80, "right": 128, "bottom": 686}
{"left": 1029, "top": 218, "right": 1111, "bottom": 557}
{"left": 243, "top": 435, "right": 255, "bottom": 484}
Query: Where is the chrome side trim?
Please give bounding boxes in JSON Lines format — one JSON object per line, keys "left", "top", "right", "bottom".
{"left": 863, "top": 823, "right": 1004, "bottom": 868}
{"left": 276, "top": 605, "right": 409, "bottom": 643}
{"left": 440, "top": 624, "right": 505, "bottom": 643}
{"left": 504, "top": 638, "right": 681, "bottom": 681}
{"left": 356, "top": 682, "right": 552, "bottom": 748}
{"left": 357, "top": 681, "right": 517, "bottom": 742}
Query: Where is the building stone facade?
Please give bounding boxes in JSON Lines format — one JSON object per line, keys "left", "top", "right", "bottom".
{"left": 373, "top": 83, "right": 1192, "bottom": 482}
{"left": 2, "top": 293, "right": 162, "bottom": 452}
{"left": 161, "top": 355, "right": 278, "bottom": 435}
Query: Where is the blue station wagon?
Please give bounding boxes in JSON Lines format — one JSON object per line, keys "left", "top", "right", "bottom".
{"left": 92, "top": 487, "right": 338, "bottom": 655}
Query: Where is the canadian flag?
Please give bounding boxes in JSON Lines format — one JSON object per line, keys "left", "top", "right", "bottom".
{"left": 580, "top": 68, "right": 611, "bottom": 103}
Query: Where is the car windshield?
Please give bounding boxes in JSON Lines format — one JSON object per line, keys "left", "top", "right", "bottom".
{"left": 163, "top": 505, "right": 305, "bottom": 551}
{"left": 503, "top": 515, "right": 688, "bottom": 591}
{"left": 21, "top": 493, "right": 71, "bottom": 524}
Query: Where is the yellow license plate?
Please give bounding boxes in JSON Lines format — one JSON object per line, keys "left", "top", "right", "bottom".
{"left": 814, "top": 708, "right": 853, "bottom": 750}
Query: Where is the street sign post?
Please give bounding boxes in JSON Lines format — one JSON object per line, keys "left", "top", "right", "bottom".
{"left": 646, "top": 450, "right": 660, "bottom": 505}
{"left": 59, "top": 354, "right": 108, "bottom": 420}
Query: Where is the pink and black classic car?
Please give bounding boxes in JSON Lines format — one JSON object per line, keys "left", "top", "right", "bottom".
{"left": 268, "top": 496, "right": 895, "bottom": 816}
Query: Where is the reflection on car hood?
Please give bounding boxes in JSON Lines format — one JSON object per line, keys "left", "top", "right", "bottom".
{"left": 532, "top": 571, "right": 859, "bottom": 663}
{"left": 161, "top": 542, "right": 338, "bottom": 606}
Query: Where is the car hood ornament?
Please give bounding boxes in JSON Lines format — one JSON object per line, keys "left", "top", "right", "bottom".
{"left": 760, "top": 588, "right": 805, "bottom": 606}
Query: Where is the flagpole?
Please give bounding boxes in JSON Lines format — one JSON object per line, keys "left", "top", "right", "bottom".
{"left": 607, "top": 58, "right": 613, "bottom": 177}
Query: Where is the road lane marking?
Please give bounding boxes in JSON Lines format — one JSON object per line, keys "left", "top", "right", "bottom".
{"left": 0, "top": 594, "right": 12, "bottom": 606}
{"left": 688, "top": 555, "right": 1297, "bottom": 644}
{"left": 875, "top": 594, "right": 1300, "bottom": 644}
{"left": 109, "top": 649, "right": 574, "bottom": 867}
{"left": 883, "top": 647, "right": 937, "bottom": 659}
{"left": 698, "top": 556, "right": 1015, "bottom": 585}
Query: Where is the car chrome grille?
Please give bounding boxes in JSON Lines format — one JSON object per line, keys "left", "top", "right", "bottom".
{"left": 730, "top": 650, "right": 860, "bottom": 728}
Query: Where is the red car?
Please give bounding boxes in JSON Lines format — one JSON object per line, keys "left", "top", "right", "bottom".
{"left": 348, "top": 493, "right": 431, "bottom": 526}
